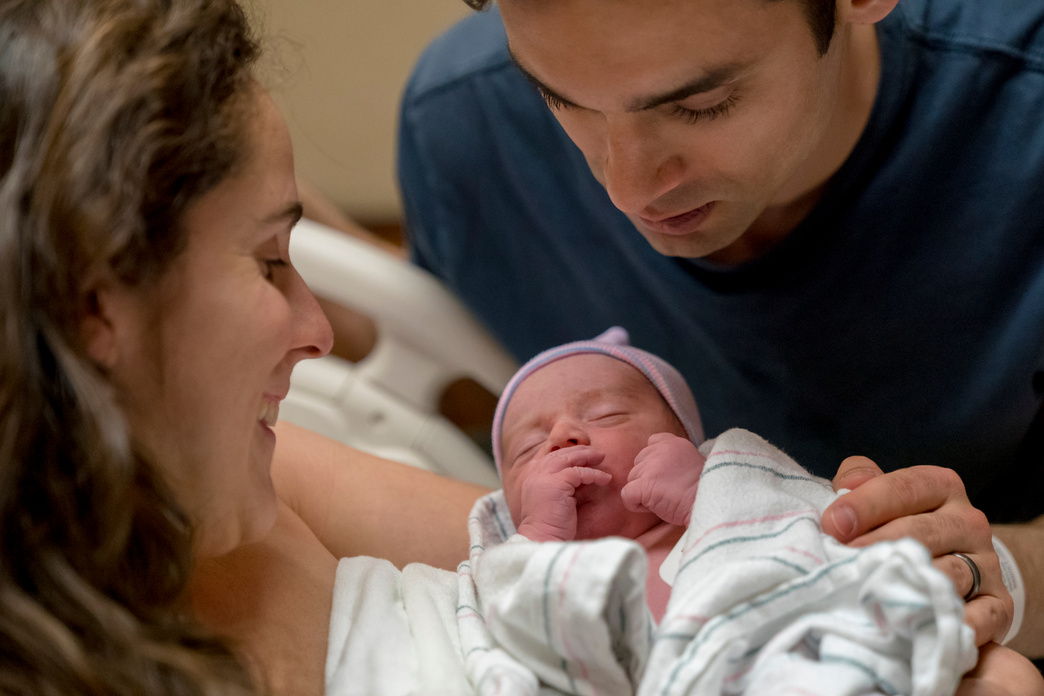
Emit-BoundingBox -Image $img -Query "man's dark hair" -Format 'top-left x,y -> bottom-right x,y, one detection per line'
463,0 -> 838,55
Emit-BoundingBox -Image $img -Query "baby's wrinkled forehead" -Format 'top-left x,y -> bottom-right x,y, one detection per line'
501,354 -> 671,430
509,353 -> 652,403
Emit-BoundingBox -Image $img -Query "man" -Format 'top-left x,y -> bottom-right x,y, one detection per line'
398,0 -> 1044,658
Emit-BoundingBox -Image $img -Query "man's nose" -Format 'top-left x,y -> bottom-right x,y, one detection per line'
601,115 -> 685,215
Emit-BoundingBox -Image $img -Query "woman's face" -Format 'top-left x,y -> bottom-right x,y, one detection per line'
101,90 -> 333,557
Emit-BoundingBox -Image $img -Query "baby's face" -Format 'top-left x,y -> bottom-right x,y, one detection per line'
500,354 -> 686,540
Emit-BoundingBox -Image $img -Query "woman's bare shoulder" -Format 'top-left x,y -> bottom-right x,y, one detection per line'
191,501 -> 338,695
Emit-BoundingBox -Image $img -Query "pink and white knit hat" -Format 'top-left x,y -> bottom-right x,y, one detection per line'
492,326 -> 704,474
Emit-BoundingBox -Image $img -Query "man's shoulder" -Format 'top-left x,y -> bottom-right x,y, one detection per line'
896,0 -> 1044,68
404,7 -> 513,104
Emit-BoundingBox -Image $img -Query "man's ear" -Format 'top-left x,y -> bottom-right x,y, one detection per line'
842,0 -> 900,26
81,281 -> 121,370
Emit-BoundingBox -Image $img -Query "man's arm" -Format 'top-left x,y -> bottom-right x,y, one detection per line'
992,518 -> 1044,657
271,421 -> 491,570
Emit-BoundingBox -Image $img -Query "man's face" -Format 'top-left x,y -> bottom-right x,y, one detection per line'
500,0 -> 856,262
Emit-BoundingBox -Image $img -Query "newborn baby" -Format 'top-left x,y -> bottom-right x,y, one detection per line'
492,326 -> 706,620
463,328 -> 976,694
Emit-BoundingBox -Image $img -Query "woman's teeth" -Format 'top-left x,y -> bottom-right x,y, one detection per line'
259,400 -> 280,427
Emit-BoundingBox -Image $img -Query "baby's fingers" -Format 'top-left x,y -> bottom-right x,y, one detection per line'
646,432 -> 679,445
537,446 -> 606,474
620,479 -> 649,513
559,466 -> 612,489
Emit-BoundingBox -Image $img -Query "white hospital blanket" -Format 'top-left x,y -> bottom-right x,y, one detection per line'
459,428 -> 978,696
325,557 -> 470,695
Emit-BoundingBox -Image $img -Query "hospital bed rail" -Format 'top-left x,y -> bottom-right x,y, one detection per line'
282,217 -> 515,489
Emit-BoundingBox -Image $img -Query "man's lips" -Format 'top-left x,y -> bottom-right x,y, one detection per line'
637,201 -> 715,236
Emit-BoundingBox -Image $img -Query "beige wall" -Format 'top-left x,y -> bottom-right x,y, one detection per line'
255,0 -> 472,223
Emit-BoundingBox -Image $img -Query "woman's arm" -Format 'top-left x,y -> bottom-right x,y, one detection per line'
272,421 -> 491,570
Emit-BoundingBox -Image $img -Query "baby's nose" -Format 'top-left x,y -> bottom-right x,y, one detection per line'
550,437 -> 580,451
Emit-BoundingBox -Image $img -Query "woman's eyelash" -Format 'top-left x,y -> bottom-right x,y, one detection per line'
670,93 -> 740,125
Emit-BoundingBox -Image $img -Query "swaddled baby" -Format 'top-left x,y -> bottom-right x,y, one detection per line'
492,326 -> 705,620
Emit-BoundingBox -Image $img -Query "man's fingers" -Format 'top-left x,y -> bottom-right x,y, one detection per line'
822,465 -> 964,542
964,595 -> 1015,646
934,552 -> 982,599
843,506 -> 990,554
831,455 -> 883,493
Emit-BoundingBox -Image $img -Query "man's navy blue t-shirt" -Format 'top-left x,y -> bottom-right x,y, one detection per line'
398,0 -> 1044,522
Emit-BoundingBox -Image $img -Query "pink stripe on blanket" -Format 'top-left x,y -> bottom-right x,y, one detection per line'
557,546 -> 597,694
683,508 -> 818,554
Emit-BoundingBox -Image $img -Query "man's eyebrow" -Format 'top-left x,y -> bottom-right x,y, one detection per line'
508,49 -> 581,109
265,201 -> 304,226
508,46 -> 750,113
627,62 -> 751,112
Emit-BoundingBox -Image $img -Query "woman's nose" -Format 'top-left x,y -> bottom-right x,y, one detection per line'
289,268 -> 334,360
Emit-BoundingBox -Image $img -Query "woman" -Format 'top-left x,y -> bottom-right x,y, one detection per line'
0,0 -> 1039,694
0,0 -> 335,690
0,0 -> 326,690
0,0 -> 484,691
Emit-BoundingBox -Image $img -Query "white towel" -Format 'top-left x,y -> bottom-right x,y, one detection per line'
460,428 -> 977,696
325,557 -> 471,695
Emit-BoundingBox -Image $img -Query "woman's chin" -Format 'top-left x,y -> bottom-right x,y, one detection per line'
194,483 -> 279,558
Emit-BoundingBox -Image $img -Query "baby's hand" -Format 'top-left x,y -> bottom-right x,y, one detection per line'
621,433 -> 705,527
516,446 -> 612,542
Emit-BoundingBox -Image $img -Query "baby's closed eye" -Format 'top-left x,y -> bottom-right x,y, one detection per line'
510,437 -> 545,465
588,410 -> 629,424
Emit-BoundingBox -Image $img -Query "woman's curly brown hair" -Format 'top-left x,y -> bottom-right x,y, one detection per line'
0,0 -> 263,693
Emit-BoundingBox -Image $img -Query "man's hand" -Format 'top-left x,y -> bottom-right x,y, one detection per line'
621,433 -> 705,527
515,446 -> 612,542
822,456 -> 1012,645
